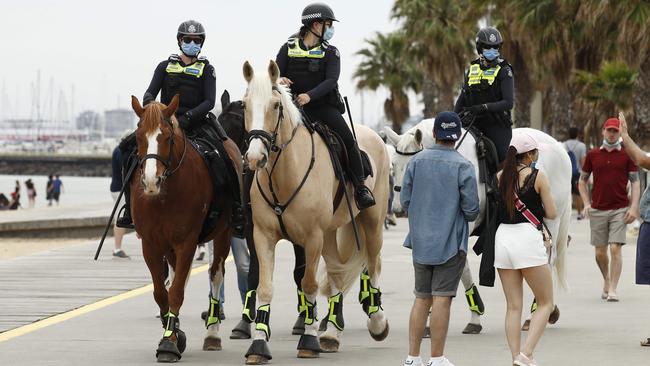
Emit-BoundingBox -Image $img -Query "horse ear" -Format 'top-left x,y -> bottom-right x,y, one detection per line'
268,60 -> 280,84
243,61 -> 254,83
163,94 -> 180,118
384,126 -> 401,147
414,129 -> 423,145
221,90 -> 231,110
131,95 -> 145,118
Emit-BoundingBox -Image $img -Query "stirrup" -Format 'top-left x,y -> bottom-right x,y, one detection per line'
115,205 -> 135,229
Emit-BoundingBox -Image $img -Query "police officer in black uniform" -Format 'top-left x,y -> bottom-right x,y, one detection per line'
275,2 -> 375,210
117,20 -> 245,237
454,26 -> 514,163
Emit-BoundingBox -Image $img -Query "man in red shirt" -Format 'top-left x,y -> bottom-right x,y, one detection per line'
579,117 -> 640,302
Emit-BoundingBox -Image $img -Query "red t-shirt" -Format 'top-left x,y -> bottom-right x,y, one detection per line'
582,147 -> 637,210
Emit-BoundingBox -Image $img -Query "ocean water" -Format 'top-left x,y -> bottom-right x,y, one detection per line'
0,174 -> 112,208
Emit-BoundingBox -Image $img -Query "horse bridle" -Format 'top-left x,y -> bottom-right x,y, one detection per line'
139,116 -> 188,179
246,86 -> 315,242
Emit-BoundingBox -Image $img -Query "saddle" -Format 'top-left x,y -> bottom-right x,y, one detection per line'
306,117 -> 373,213
189,116 -> 239,243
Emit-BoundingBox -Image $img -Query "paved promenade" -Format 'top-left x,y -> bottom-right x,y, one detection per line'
0,216 -> 648,365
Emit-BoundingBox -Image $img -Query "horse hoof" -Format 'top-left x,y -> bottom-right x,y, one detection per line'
202,337 -> 222,351
230,319 -> 252,339
156,352 -> 180,363
176,330 -> 187,353
521,319 -> 531,331
461,323 -> 482,334
292,315 -> 305,335
548,305 -> 560,324
245,355 -> 270,365
297,349 -> 320,358
156,338 -> 181,363
319,337 -> 340,353
369,321 -> 389,341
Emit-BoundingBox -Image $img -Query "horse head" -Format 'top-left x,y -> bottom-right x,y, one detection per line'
241,60 -> 302,170
384,125 -> 424,216
218,90 -> 247,152
131,94 -> 181,196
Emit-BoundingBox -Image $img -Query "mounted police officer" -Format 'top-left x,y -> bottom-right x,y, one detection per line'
454,26 -> 514,163
117,20 -> 245,237
274,2 -> 375,210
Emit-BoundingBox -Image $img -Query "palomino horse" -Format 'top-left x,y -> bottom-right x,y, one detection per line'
385,121 -> 571,329
130,95 -> 242,362
241,60 -> 390,363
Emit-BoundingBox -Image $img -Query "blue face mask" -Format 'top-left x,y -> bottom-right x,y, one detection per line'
323,26 -> 335,41
482,48 -> 500,61
181,41 -> 202,57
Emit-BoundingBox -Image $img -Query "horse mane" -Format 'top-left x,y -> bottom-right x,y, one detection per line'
140,102 -> 179,134
248,70 -> 303,128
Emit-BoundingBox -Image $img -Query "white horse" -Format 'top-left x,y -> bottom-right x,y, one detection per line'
385,120 -> 571,331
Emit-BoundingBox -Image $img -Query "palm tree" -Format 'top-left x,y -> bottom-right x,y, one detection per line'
353,31 -> 422,131
575,61 -> 638,146
392,0 -> 480,117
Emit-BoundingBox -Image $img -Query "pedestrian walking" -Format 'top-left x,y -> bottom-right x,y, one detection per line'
564,127 -> 587,219
25,179 -> 36,208
110,145 -> 129,259
618,112 -> 650,347
52,175 -> 64,205
46,174 -> 54,206
578,117 -> 640,302
495,132 -> 557,365
400,111 -> 480,366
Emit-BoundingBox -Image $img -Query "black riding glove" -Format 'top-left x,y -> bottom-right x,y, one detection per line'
466,104 -> 488,115
177,113 -> 192,130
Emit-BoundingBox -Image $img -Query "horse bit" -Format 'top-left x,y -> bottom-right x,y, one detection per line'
139,116 -> 188,179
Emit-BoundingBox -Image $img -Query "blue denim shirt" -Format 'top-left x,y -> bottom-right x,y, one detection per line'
401,144 -> 480,265
641,185 -> 650,222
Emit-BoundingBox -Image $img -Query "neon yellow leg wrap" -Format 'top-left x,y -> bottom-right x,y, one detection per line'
298,291 -> 316,326
205,296 -> 221,328
254,304 -> 271,340
162,310 -> 178,338
327,292 -> 344,330
464,284 -> 485,315
359,271 -> 382,317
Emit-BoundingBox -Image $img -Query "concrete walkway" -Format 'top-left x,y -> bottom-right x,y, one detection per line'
0,216 -> 648,365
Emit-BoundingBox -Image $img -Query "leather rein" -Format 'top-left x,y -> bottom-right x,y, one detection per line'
247,86 -> 315,242
139,116 -> 188,179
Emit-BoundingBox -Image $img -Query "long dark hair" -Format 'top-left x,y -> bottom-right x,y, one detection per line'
499,146 -> 535,219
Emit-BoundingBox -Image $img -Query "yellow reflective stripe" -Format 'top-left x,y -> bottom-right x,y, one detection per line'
165,61 -> 205,78
287,38 -> 325,59
465,287 -> 479,312
467,64 -> 501,86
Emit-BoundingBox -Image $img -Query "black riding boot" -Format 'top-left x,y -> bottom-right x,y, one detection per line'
116,184 -> 134,229
116,136 -> 137,229
349,147 -> 375,210
354,182 -> 376,210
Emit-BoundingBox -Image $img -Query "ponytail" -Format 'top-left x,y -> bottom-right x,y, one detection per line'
498,146 -> 519,220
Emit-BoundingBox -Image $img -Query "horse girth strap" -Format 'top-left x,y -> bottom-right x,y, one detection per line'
255,127 -> 316,243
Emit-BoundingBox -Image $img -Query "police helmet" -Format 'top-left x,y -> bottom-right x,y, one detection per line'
177,20 -> 206,42
301,3 -> 338,25
475,27 -> 502,53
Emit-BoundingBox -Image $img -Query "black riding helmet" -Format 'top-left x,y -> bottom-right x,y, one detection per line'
301,2 -> 338,25
177,20 -> 206,43
475,27 -> 502,53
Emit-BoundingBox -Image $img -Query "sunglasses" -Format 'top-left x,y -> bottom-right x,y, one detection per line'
182,36 -> 203,44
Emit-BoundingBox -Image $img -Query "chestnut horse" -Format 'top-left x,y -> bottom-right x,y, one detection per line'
130,95 -> 242,362
241,61 -> 390,363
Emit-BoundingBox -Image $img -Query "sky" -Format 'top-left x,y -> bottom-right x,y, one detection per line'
0,0 -> 412,128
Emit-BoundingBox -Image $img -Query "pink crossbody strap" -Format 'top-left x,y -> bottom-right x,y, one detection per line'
513,192 -> 542,230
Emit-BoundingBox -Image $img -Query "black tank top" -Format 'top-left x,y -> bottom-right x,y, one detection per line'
500,168 -> 545,225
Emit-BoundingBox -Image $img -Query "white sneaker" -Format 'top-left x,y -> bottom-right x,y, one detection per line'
404,358 -> 424,366
427,357 -> 455,366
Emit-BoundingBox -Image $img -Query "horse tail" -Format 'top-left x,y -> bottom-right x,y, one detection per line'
318,221 -> 370,296
554,195 -> 572,291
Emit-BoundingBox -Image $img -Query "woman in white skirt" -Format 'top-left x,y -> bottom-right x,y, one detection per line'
495,133 -> 557,366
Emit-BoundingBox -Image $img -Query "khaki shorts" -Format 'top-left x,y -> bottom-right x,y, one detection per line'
588,207 -> 628,246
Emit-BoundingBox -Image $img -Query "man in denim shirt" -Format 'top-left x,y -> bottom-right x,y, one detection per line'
400,111 -> 480,366
619,112 -> 650,346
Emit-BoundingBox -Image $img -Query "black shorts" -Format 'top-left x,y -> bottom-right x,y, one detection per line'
571,175 -> 580,195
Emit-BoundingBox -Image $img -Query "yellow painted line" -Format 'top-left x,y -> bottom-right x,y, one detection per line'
0,257 -> 231,343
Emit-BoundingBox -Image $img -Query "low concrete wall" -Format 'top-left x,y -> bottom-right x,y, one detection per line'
0,216 -> 113,238
0,154 -> 111,177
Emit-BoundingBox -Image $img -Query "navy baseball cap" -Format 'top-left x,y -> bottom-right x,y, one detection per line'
434,111 -> 462,141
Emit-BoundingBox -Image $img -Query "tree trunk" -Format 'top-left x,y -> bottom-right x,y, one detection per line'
421,77 -> 437,118
633,62 -> 650,149
543,87 -> 573,140
510,47 -> 531,127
